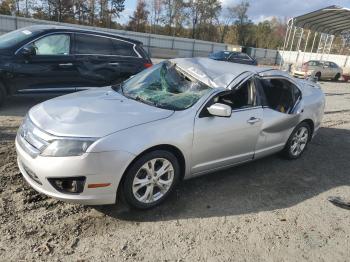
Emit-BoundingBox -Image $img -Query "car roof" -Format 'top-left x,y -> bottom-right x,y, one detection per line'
170,57 -> 277,88
22,25 -> 142,45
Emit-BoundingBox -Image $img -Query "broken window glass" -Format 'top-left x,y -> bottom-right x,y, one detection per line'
119,62 -> 212,110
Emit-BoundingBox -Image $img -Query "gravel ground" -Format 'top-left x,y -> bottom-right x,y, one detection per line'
0,81 -> 349,261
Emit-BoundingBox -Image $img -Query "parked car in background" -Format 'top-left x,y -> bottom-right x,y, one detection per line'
0,25 -> 152,107
292,60 -> 342,81
16,58 -> 325,209
209,51 -> 258,65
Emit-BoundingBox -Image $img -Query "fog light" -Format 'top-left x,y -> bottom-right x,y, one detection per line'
48,177 -> 86,194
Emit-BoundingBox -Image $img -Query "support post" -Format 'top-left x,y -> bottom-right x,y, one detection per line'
287,26 -> 297,65
279,21 -> 292,68
309,31 -> 317,61
320,34 -> 329,61
147,34 -> 151,55
326,35 -> 334,60
301,30 -> 310,65
295,28 -> 304,64
192,40 -> 196,57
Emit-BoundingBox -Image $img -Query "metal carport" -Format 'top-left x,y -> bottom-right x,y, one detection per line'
279,5 -> 350,69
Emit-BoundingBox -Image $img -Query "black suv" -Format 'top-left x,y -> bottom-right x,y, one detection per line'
0,25 -> 152,106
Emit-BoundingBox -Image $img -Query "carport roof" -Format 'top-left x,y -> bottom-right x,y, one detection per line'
292,5 -> 350,35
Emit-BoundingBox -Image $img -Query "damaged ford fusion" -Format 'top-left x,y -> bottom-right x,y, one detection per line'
16,57 -> 325,209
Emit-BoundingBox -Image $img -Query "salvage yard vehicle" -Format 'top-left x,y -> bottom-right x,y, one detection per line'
16,58 -> 325,209
0,25 -> 152,107
209,50 -> 258,65
292,60 -> 343,81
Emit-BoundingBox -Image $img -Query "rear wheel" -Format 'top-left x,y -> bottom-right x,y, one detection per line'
122,150 -> 180,209
333,73 -> 341,81
283,122 -> 310,159
315,72 -> 321,81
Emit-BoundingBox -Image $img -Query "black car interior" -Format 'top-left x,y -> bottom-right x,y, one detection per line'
202,77 -> 302,117
259,78 -> 301,114
215,79 -> 257,110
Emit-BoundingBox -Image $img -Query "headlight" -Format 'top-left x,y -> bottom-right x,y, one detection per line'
41,139 -> 96,157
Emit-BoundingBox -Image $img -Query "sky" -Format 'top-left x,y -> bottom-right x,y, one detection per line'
118,0 -> 350,24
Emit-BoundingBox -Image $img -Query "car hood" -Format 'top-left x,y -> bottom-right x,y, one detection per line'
29,87 -> 174,137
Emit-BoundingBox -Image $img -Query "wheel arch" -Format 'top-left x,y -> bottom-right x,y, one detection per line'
117,144 -> 186,196
300,118 -> 314,140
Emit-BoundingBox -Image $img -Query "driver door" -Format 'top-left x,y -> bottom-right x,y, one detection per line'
191,78 -> 263,174
12,33 -> 83,93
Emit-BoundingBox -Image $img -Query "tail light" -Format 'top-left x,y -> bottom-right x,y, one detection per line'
144,63 -> 153,68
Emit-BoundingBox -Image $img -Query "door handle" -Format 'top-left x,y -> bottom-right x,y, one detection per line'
109,62 -> 119,66
247,117 -> 261,124
58,63 -> 73,67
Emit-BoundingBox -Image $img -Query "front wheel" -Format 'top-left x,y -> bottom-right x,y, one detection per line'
122,150 -> 180,209
282,122 -> 310,159
315,72 -> 321,81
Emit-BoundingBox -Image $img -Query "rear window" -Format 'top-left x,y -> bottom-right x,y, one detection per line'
307,61 -> 319,66
75,34 -> 114,55
75,33 -> 138,57
111,39 -> 137,57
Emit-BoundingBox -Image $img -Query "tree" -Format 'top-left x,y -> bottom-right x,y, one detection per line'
149,0 -> 162,34
127,0 -> 149,33
233,0 -> 251,45
108,0 -> 125,28
161,0 -> 186,36
217,5 -> 236,43
0,0 -> 13,15
188,0 -> 221,41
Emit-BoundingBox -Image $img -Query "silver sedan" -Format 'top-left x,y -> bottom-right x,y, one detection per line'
16,58 -> 325,209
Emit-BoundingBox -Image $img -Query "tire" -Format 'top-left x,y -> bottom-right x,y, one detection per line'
333,73 -> 341,81
122,150 -> 180,209
282,122 -> 311,159
315,72 -> 321,81
0,83 -> 5,108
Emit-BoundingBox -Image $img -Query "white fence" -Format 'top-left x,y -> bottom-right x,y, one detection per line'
0,15 -> 230,58
249,47 -> 350,69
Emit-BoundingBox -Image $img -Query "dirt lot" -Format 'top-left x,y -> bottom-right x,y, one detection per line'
0,82 -> 349,261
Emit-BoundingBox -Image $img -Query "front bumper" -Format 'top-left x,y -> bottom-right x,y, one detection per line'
16,136 -> 135,205
292,70 -> 311,78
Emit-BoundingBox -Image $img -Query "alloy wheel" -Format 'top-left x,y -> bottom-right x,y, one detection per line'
132,158 -> 174,204
290,126 -> 309,157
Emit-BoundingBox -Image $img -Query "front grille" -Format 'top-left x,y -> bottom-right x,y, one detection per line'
17,117 -> 51,158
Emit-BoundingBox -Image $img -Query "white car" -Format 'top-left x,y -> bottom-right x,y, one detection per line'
292,60 -> 343,81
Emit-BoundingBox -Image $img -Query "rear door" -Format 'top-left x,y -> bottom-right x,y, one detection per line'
322,61 -> 333,78
73,33 -> 145,88
254,77 -> 302,158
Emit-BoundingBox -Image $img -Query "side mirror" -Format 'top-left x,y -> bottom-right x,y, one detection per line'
19,45 -> 36,57
207,103 -> 231,117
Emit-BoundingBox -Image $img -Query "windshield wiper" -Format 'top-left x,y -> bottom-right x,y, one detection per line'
134,96 -> 157,107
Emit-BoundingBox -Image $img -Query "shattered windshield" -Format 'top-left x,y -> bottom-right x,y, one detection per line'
118,62 -> 212,110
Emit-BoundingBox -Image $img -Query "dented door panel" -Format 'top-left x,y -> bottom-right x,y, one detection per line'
254,108 -> 301,159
